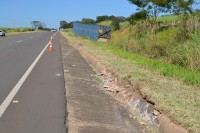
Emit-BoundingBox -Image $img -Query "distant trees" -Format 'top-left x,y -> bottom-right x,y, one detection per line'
81,18 -> 95,24
128,0 -> 195,24
96,15 -> 125,31
38,27 -> 51,31
31,21 -> 46,30
96,15 -> 125,23
60,21 -> 68,29
127,10 -> 147,25
59,20 -> 73,29
60,15 -> 126,32
96,16 -> 109,23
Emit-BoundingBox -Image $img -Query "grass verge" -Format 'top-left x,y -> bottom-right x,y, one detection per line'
6,31 -> 41,36
61,31 -> 200,133
0,27 -> 34,33
0,27 -> 40,37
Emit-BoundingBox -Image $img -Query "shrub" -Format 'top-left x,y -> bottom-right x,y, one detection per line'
127,10 -> 147,25
82,18 -> 95,24
96,16 -> 109,23
171,30 -> 200,70
111,19 -> 120,31
109,15 -> 200,71
145,27 -> 184,57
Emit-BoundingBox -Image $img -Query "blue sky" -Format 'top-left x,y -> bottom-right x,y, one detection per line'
0,0 -> 136,28
1,0 -> 199,29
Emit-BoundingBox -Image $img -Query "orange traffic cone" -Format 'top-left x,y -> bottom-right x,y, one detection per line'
50,36 -> 53,41
49,42 -> 53,52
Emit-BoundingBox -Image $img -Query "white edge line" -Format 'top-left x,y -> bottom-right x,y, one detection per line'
0,41 -> 50,118
17,40 -> 23,43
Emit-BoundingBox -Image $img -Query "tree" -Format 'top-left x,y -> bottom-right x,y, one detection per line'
81,18 -> 95,24
117,16 -> 126,22
96,16 -> 109,23
68,22 -> 73,28
59,21 -> 73,29
31,21 -> 46,30
96,15 -> 126,23
128,0 -> 194,24
108,15 -> 117,21
170,0 -> 194,14
111,19 -> 120,31
127,10 -> 147,25
60,20 -> 68,29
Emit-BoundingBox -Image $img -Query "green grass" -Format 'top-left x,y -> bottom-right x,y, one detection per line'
98,20 -> 130,28
62,28 -> 72,33
109,25 -> 200,70
0,27 -> 34,33
120,21 -> 130,28
107,46 -> 200,85
98,20 -> 112,26
91,44 -> 200,133
61,31 -> 200,132
157,15 -> 180,23
63,27 -> 200,86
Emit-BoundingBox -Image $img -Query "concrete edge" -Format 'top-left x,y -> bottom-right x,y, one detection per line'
68,43 -> 189,133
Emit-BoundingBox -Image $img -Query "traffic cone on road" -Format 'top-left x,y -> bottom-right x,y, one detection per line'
49,35 -> 54,52
49,42 -> 53,52
50,36 -> 53,41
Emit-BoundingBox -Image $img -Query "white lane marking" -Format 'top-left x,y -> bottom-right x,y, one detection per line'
0,41 -> 50,118
55,73 -> 62,77
30,37 -> 34,39
17,40 -> 23,43
13,100 -> 19,103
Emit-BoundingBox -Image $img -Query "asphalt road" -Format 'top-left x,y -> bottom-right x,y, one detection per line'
0,32 -> 66,133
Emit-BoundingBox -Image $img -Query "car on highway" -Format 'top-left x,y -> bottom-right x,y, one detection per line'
0,30 -> 6,37
51,29 -> 56,32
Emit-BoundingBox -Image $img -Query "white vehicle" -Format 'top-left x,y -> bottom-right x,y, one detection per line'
51,29 -> 56,32
0,30 -> 6,37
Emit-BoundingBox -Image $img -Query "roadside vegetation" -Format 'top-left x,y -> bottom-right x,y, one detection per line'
61,1 -> 200,132
0,27 -> 34,33
0,21 -> 51,34
62,27 -> 200,132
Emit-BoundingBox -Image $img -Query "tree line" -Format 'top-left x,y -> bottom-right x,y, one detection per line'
59,15 -> 125,29
60,0 -> 198,30
127,0 -> 196,25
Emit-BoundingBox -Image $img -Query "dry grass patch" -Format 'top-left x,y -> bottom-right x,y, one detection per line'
61,31 -> 200,133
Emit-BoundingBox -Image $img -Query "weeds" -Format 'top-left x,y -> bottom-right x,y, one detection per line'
61,30 -> 200,133
108,19 -> 200,71
157,15 -> 180,23
62,14 -> 200,131
0,27 -> 34,33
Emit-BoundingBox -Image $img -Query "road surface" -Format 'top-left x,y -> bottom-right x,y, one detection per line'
0,32 -> 66,133
0,32 -> 149,133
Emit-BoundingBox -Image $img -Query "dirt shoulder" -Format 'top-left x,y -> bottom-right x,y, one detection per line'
61,31 -> 199,133
60,33 -> 150,133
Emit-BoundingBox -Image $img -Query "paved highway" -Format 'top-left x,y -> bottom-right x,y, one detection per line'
0,32 -> 66,133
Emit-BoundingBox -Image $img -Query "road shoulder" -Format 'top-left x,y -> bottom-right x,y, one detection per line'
60,35 -> 148,133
